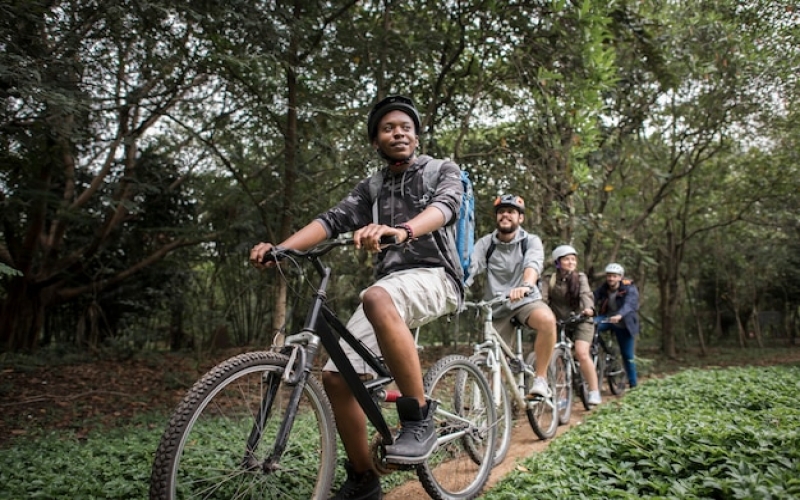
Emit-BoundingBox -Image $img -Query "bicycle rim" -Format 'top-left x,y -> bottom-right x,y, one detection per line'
465,354 -> 511,466
524,352 -> 558,440
594,351 -> 606,395
552,347 -> 573,425
149,351 -> 337,500
606,343 -> 627,396
418,355 -> 496,500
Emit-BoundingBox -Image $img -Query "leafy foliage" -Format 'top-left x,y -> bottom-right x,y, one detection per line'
3,363 -> 799,498
485,365 -> 800,499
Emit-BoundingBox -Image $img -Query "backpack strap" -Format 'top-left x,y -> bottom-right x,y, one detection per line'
485,235 -> 529,263
422,159 -> 445,204
485,241 -> 496,263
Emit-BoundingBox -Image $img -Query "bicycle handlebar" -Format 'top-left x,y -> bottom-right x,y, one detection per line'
462,290 -> 535,312
261,235 -> 399,263
557,313 -> 592,327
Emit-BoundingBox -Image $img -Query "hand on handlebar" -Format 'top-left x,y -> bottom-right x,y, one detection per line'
508,286 -> 532,302
353,224 -> 405,253
250,242 -> 278,269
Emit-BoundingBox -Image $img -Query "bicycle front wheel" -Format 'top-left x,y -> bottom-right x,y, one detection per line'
468,354 -> 512,465
575,364 -> 591,411
418,355 -> 497,500
552,347 -> 573,424
523,352 -> 558,440
604,339 -> 627,396
594,348 -> 606,394
149,351 -> 337,500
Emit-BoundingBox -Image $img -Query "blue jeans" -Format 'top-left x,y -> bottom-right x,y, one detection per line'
595,318 -> 638,388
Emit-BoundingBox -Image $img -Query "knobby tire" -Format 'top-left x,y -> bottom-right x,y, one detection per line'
149,351 -> 337,500
468,354 -> 512,465
552,346 -> 573,425
523,352 -> 558,440
418,355 -> 497,500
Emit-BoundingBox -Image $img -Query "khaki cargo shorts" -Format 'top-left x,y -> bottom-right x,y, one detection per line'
322,267 -> 459,377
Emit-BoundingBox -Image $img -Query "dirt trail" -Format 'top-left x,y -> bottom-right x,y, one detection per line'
385,400 -> 597,499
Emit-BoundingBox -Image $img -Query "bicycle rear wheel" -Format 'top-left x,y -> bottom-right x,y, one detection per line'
468,354 -> 512,465
149,351 -> 337,500
523,352 -> 558,440
552,347 -> 573,425
418,355 -> 496,500
604,338 -> 627,395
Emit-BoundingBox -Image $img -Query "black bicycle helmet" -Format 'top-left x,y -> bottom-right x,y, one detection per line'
493,194 -> 526,213
366,95 -> 422,140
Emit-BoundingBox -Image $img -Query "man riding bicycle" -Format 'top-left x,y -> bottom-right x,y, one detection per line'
594,263 -> 640,390
464,194 -> 556,400
250,95 -> 463,500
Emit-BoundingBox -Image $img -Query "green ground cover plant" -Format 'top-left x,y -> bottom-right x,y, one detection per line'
1,356 -> 798,499
484,364 -> 800,499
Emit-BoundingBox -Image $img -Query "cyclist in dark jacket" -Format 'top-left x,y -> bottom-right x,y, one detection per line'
593,263 -> 640,389
251,96 -> 463,500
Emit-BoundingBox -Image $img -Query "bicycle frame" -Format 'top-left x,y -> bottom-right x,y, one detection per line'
151,238 -> 499,500
467,298 -> 536,410
262,240 -> 398,461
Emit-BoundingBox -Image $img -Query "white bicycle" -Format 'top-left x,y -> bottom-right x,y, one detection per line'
461,295 -> 559,465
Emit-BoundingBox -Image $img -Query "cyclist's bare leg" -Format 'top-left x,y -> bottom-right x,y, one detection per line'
322,371 -> 373,472
362,286 -> 425,406
525,307 -> 557,379
574,339 -> 599,392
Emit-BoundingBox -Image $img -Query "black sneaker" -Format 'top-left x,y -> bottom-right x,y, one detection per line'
383,397 -> 437,465
329,461 -> 382,500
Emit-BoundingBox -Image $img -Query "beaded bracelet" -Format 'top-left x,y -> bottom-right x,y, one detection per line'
395,223 -> 414,242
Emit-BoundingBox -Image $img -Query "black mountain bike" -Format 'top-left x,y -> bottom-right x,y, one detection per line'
592,320 -> 627,396
149,238 -> 497,500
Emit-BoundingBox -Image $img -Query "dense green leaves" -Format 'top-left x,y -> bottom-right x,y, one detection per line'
485,365 -> 800,499
1,0 -> 798,353
1,364 -> 797,498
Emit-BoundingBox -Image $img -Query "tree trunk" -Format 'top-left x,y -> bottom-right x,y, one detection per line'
657,262 -> 677,359
728,286 -> 746,348
751,303 -> 764,348
683,274 -> 707,356
270,2 -> 301,344
0,277 -> 45,352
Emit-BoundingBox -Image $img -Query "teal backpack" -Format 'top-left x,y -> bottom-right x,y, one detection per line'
369,159 -> 475,282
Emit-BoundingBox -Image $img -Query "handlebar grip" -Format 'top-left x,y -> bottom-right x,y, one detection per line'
259,246 -> 286,264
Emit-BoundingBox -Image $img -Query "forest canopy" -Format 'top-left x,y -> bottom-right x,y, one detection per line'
1,0 -> 798,356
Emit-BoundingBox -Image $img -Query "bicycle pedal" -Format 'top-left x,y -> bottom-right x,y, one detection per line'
379,460 -> 416,472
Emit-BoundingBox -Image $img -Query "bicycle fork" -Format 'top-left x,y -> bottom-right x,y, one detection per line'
242,341 -> 314,473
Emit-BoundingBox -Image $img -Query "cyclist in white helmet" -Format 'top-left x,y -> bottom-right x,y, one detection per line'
594,263 -> 640,389
541,245 -> 602,406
